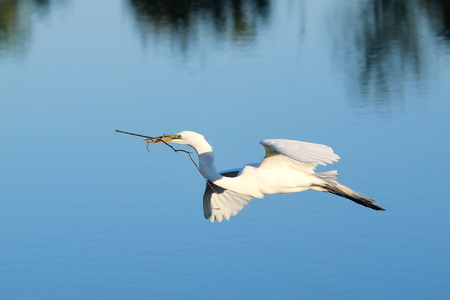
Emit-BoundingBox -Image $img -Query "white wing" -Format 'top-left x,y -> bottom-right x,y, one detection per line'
203,170 -> 253,223
203,139 -> 339,222
259,139 -> 340,172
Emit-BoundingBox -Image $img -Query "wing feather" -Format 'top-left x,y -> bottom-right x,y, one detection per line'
259,139 -> 340,171
203,171 -> 253,223
203,139 -> 339,222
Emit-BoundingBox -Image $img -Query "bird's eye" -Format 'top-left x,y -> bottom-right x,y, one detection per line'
171,134 -> 182,139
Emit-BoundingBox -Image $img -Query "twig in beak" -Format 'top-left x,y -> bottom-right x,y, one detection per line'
115,130 -> 153,139
116,130 -> 215,192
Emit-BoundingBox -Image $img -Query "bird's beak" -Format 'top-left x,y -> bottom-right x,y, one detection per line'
145,135 -> 175,144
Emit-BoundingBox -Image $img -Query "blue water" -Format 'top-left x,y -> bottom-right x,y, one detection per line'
1,0 -> 449,299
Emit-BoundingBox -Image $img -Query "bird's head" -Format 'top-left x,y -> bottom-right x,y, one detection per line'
146,131 -> 212,154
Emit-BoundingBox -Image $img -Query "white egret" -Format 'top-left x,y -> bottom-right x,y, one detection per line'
145,131 -> 385,222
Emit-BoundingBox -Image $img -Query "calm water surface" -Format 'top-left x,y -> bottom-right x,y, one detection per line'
1,0 -> 449,299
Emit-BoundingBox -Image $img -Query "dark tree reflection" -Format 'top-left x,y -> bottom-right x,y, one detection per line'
420,0 -> 450,41
337,0 -> 450,105
358,0 -> 423,97
127,0 -> 270,52
0,0 -> 65,59
0,0 -> 31,57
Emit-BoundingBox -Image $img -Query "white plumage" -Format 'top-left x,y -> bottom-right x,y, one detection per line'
147,131 -> 385,222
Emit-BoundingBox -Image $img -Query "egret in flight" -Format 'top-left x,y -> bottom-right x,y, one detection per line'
145,131 -> 385,222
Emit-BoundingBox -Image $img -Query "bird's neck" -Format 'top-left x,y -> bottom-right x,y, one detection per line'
195,139 -> 250,195
190,136 -> 213,155
190,135 -> 221,181
198,151 -> 256,197
198,151 -> 223,182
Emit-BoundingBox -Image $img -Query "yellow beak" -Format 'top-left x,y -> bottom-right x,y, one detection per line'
145,135 -> 174,144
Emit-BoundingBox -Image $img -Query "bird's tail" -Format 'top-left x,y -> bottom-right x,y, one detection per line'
322,183 -> 385,211
316,170 -> 339,185
313,171 -> 384,210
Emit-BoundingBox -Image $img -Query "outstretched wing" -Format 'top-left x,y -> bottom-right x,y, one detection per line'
259,139 -> 340,172
203,170 -> 253,223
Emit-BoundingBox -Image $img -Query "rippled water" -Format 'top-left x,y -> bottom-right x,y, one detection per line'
1,0 -> 449,299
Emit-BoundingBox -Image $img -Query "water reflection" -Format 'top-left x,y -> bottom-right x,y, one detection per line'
2,0 -> 450,109
126,0 -> 271,52
0,0 -> 32,58
421,0 -> 450,41
0,0 -> 63,59
337,0 -> 450,102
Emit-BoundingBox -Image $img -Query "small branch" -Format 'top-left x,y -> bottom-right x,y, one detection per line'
116,129 -> 215,192
159,138 -> 215,192
115,130 -> 153,139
